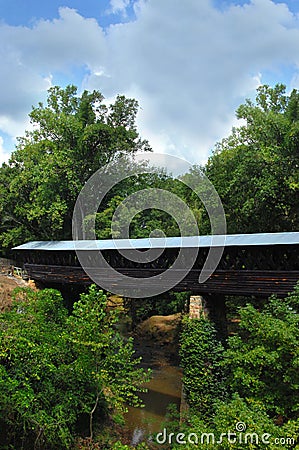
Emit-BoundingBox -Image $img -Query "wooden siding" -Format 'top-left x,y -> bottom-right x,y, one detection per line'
24,264 -> 299,297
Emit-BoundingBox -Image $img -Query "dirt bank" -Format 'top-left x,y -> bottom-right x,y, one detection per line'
132,313 -> 182,368
0,274 -> 35,311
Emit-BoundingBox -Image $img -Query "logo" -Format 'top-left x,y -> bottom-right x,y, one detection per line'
72,153 -> 226,297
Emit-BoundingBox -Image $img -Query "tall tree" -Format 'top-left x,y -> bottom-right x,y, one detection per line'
0,85 -> 151,251
204,84 -> 299,233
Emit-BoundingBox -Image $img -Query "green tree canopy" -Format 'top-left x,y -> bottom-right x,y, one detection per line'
223,285 -> 299,421
204,84 -> 299,233
0,85 -> 151,251
0,285 -> 149,449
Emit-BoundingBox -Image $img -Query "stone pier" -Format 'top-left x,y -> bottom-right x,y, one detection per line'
189,295 -> 209,319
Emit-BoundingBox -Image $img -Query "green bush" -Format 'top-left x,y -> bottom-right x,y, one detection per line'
171,395 -> 298,449
179,315 -> 226,419
0,285 -> 150,449
174,285 -> 299,449
224,285 -> 299,420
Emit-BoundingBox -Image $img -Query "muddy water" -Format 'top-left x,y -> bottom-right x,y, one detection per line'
124,342 -> 182,446
115,310 -> 183,446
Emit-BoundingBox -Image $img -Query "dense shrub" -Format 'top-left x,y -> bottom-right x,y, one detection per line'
0,285 -> 149,449
180,315 -> 226,419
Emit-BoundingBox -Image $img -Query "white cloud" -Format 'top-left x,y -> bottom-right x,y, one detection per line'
109,0 -> 131,15
91,0 -> 299,162
0,7 -> 106,150
0,136 -> 10,166
1,1 -> 299,163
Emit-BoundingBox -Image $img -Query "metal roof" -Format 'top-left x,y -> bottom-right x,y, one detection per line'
12,232 -> 299,251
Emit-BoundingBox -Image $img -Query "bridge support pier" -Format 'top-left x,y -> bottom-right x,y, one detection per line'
189,295 -> 209,319
188,294 -> 227,340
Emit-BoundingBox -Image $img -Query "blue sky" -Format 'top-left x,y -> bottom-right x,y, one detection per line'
0,0 -> 135,27
1,0 -> 299,164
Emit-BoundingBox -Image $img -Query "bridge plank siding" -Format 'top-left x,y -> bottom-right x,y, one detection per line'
24,264 -> 299,297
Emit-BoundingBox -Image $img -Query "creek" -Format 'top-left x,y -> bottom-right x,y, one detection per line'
125,365 -> 182,446
123,337 -> 182,446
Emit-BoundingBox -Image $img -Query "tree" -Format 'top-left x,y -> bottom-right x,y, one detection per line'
223,285 -> 299,421
0,286 -> 150,449
204,84 -> 299,233
170,285 -> 299,450
92,173 -> 182,240
169,394 -> 298,450
0,85 -> 151,251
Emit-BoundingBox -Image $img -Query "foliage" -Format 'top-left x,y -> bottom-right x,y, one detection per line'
179,315 -> 226,419
68,286 -> 150,415
223,285 -> 299,421
0,84 -> 205,253
91,172 -> 183,240
168,395 -> 299,449
88,171 -> 204,240
203,84 -> 299,233
0,85 -> 151,251
0,286 -> 150,449
173,285 -> 299,449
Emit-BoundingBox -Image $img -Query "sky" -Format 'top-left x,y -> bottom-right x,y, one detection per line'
1,0 -> 299,166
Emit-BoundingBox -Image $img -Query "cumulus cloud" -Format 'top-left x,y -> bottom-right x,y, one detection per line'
0,136 -> 10,165
85,0 -> 299,161
1,1 -> 299,163
109,0 -> 131,15
0,7 -> 106,152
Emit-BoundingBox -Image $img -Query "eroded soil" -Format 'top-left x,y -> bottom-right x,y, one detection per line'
0,274 -> 35,311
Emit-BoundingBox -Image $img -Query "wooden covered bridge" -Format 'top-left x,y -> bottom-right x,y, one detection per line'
13,231 -> 299,298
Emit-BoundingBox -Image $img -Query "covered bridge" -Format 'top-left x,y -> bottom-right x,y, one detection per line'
13,231 -> 299,298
